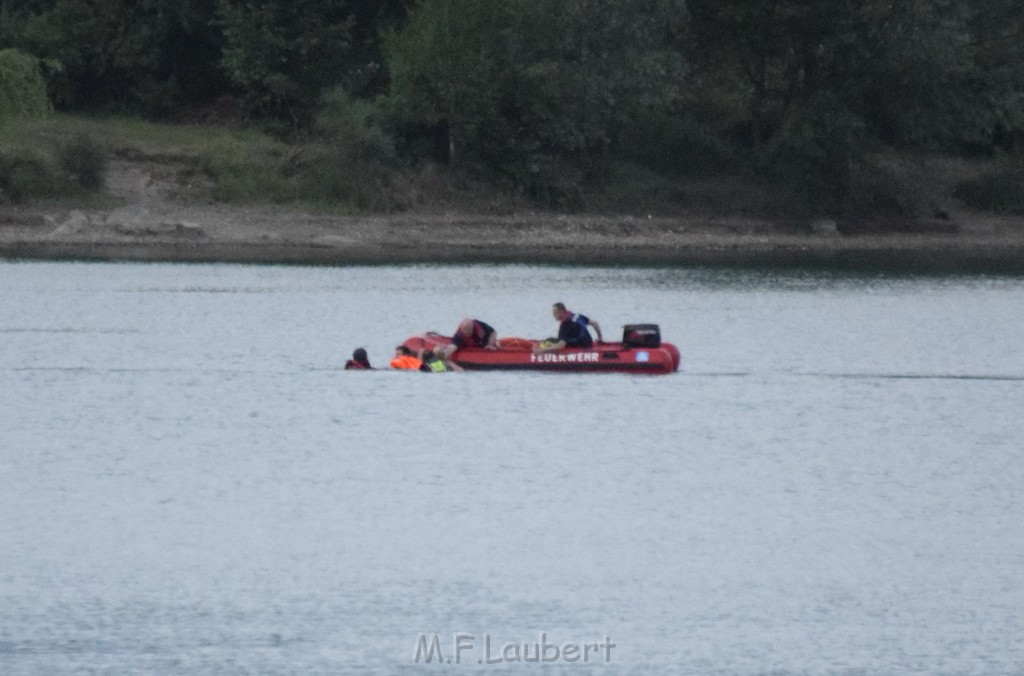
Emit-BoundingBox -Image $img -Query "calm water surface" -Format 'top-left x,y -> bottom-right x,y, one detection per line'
1,261 -> 1023,673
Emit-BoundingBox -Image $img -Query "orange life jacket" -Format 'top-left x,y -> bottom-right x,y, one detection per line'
390,355 -> 423,370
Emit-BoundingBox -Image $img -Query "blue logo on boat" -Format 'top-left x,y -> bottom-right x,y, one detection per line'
635,351 -> 650,362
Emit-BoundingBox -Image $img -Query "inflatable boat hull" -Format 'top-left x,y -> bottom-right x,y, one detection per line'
402,333 -> 680,374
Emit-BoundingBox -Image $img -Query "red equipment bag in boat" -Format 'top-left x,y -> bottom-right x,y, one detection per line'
622,324 -> 661,348
497,337 -> 534,351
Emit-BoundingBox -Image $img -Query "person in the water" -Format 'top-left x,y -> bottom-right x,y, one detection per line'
344,347 -> 372,369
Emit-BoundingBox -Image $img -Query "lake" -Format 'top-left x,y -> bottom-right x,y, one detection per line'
2,261 -> 1023,673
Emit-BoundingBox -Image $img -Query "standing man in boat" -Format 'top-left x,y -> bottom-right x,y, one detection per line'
534,302 -> 603,353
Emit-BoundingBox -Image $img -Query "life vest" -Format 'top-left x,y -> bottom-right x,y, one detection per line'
344,359 -> 370,370
560,314 -> 593,348
566,311 -> 589,329
426,359 -> 448,372
390,355 -> 423,370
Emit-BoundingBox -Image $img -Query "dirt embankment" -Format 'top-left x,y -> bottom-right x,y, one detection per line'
2,156 -> 1024,271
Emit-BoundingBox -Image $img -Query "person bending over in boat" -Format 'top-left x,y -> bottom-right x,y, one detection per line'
344,347 -> 372,370
450,318 -> 498,351
390,345 -> 423,370
534,302 -> 603,353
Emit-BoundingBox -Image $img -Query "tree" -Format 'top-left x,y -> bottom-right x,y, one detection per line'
0,48 -> 51,122
218,0 -> 355,126
0,48 -> 52,203
343,0 -> 413,97
385,0 -> 684,179
0,1 -> 51,47
685,0 -> 993,150
850,0 -> 975,146
384,0 -> 510,164
150,0 -> 229,108
961,0 -> 1024,150
2,0 -> 228,114
16,0 -> 164,110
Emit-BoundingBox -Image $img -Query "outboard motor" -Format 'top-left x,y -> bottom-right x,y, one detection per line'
622,324 -> 661,348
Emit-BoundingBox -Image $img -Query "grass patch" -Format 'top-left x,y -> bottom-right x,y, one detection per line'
4,113 -> 1023,217
1,114 -> 400,210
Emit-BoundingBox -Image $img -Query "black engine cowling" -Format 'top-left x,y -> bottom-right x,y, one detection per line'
622,324 -> 661,348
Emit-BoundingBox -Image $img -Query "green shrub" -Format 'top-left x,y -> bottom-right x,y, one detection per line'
59,134 -> 107,191
954,163 -> 1024,213
619,111 -> 737,176
201,152 -> 289,202
0,49 -> 52,122
304,88 -> 399,209
300,146 -> 395,210
0,152 -> 53,202
586,161 -> 685,213
763,94 -> 865,216
196,133 -> 290,202
192,90 -> 402,209
840,155 -> 936,218
518,156 -> 585,210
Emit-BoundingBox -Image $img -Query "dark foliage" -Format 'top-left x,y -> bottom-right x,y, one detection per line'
59,133 -> 106,191
1,0 -> 1023,213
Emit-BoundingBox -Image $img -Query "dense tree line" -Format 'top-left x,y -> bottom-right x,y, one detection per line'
2,0 -> 1023,212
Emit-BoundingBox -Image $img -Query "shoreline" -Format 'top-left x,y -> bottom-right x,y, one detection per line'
3,206 -> 1024,272
4,155 -> 1023,273
4,235 -> 1024,273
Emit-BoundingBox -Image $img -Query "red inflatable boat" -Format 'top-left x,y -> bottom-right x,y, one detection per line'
402,324 -> 681,374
